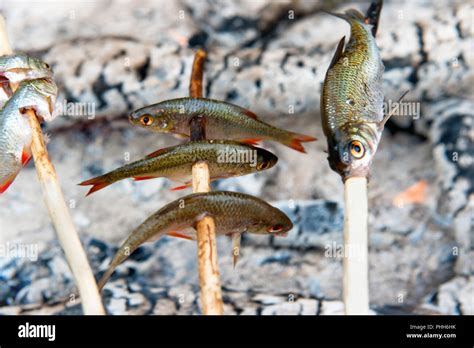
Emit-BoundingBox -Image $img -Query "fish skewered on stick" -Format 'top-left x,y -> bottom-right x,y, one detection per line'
320,1 -> 385,315
0,78 -> 57,193
0,53 -> 53,105
321,8 -> 385,180
79,140 -> 278,195
98,191 -> 293,290
130,97 -> 316,153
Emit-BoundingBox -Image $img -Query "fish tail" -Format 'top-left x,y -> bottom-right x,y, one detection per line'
97,245 -> 131,292
98,222 -> 168,290
78,175 -> 113,196
365,0 -> 383,37
283,132 -> 317,153
327,9 -> 366,24
97,266 -> 114,292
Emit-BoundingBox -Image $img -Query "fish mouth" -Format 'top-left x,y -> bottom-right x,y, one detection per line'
328,148 -> 373,181
341,166 -> 371,182
129,111 -> 139,123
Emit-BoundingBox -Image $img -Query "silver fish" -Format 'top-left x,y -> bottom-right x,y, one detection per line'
0,78 -> 58,193
0,54 -> 53,107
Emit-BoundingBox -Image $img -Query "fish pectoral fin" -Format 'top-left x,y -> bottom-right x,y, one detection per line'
328,36 -> 346,70
166,230 -> 195,241
21,147 -> 32,166
0,172 -> 19,194
170,182 -> 192,191
172,133 -> 189,140
378,90 -> 410,129
133,176 -> 158,181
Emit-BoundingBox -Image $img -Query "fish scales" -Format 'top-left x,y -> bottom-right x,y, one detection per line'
98,191 -> 293,290
0,78 -> 57,193
79,140 -> 277,195
321,9 -> 385,180
130,97 -> 316,153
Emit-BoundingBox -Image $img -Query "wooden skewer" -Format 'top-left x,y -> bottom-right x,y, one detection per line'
0,15 -> 105,315
343,176 -> 369,314
189,49 -> 224,315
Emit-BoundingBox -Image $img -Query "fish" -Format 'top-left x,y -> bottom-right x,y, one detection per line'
79,140 -> 278,195
97,191 -> 293,290
0,54 -> 53,106
320,7 -> 386,181
0,78 -> 58,193
129,97 -> 316,153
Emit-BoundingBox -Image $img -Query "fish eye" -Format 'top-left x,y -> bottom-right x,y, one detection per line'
267,224 -> 283,233
257,161 -> 269,171
140,114 -> 153,126
349,140 -> 365,159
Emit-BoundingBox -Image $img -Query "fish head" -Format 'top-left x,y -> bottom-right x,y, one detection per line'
247,208 -> 293,236
26,56 -> 54,79
22,78 -> 58,122
327,122 -> 381,180
129,107 -> 174,132
255,147 -> 278,171
0,54 -> 53,83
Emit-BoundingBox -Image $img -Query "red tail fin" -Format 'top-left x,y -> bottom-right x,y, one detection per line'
285,133 -> 317,153
78,176 -> 111,196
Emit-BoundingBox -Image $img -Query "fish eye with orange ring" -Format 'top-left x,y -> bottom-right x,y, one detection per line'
267,224 -> 283,233
140,114 -> 154,126
257,161 -> 270,171
349,140 -> 365,159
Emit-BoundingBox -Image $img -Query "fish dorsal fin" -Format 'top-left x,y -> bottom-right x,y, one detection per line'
243,109 -> 259,120
145,147 -> 167,158
345,9 -> 366,21
328,36 -> 346,70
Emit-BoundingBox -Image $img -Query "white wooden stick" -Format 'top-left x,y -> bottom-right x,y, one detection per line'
0,15 -> 105,315
343,176 -> 369,315
192,162 -> 224,315
190,49 -> 224,315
